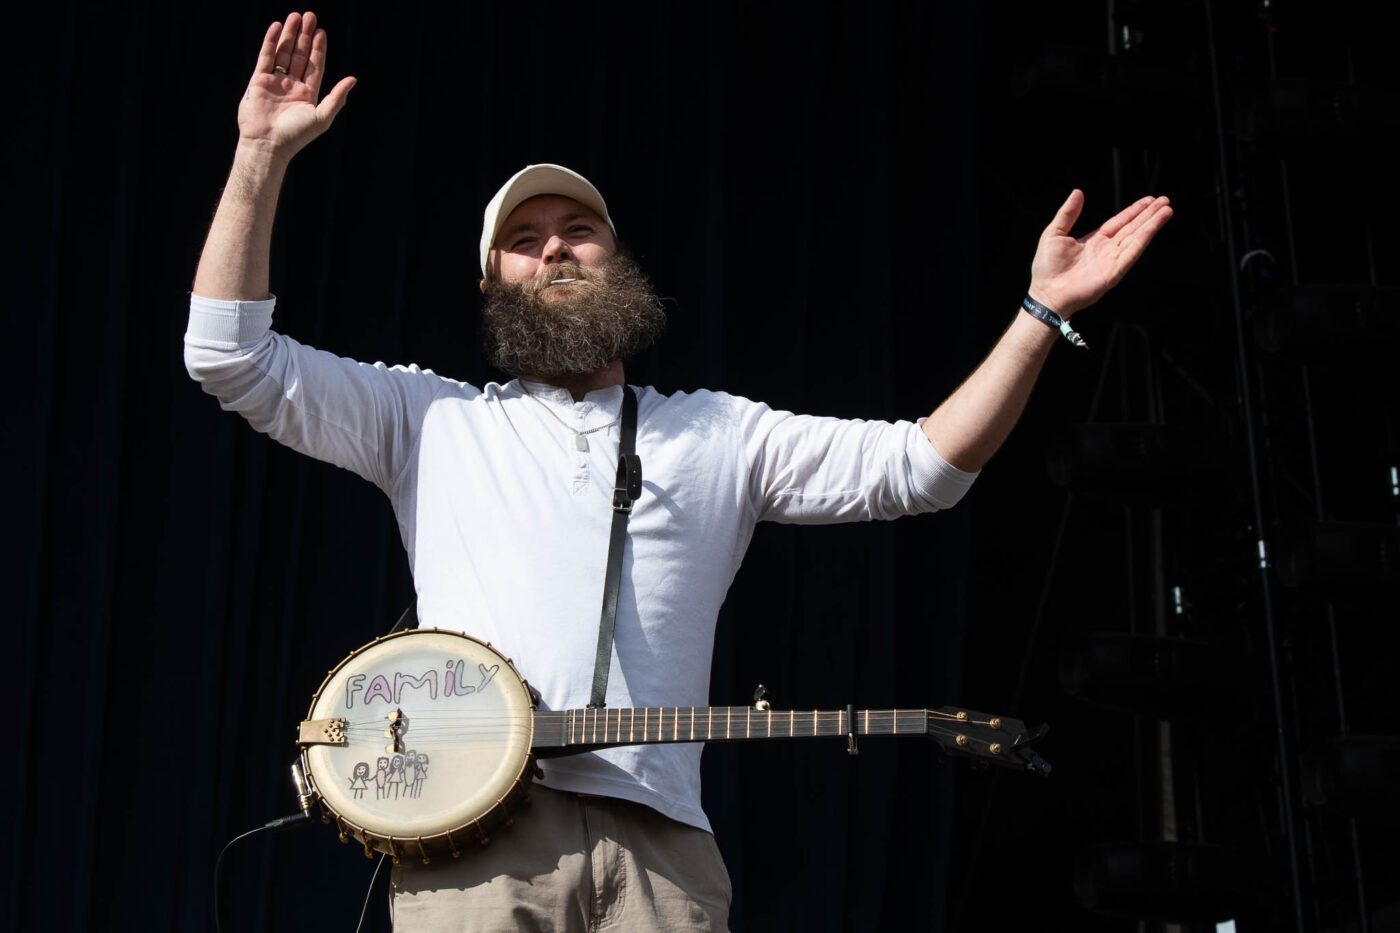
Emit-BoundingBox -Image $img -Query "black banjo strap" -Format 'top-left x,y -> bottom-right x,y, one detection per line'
386,384 -> 642,711
590,384 -> 641,709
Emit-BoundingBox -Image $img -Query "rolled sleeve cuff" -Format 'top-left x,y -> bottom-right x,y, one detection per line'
910,417 -> 979,510
184,292 -> 277,351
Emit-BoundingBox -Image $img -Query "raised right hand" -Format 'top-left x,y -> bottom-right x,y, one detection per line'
237,11 -> 356,160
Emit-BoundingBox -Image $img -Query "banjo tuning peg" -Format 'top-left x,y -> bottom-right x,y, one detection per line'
753,684 -> 771,711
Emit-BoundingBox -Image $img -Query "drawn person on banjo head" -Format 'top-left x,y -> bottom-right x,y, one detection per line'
187,10 -> 1169,929
386,755 -> 404,800
373,756 -> 389,801
348,761 -> 369,800
401,750 -> 419,799
412,752 -> 429,798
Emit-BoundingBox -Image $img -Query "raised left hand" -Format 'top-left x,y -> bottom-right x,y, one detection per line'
1028,190 -> 1173,318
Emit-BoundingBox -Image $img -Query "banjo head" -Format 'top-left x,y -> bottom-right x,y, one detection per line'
301,629 -> 535,859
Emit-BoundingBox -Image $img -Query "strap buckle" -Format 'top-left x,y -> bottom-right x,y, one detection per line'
612,454 -> 643,513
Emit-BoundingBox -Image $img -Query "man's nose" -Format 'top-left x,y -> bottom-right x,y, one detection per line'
541,234 -> 575,266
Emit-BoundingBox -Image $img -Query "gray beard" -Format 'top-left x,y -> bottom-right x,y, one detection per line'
480,253 -> 666,379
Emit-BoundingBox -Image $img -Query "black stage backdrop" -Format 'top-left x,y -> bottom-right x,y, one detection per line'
12,3 -> 983,930
11,2 -> 1398,932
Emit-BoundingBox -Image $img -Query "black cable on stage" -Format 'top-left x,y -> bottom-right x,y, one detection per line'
212,812 -> 313,933
355,855 -> 389,933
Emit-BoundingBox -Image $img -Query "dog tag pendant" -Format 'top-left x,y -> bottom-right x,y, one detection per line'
575,434 -> 589,452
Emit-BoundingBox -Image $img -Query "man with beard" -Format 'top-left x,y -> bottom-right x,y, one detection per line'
186,12 -> 1171,931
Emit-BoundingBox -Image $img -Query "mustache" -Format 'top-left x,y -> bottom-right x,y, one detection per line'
523,261 -> 599,297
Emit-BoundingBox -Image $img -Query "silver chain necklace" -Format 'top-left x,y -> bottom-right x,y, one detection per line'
518,381 -> 621,452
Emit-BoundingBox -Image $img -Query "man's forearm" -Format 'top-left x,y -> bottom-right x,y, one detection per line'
921,308 -> 1059,473
192,140 -> 291,301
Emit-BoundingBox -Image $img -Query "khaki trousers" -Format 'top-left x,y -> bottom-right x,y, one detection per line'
389,786 -> 732,932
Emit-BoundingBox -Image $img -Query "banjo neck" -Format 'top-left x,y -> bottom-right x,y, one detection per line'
532,705 -> 1049,774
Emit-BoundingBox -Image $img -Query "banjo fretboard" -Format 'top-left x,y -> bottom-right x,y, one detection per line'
537,707 -> 962,749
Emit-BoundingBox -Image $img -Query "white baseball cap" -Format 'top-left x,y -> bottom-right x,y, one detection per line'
479,163 -> 617,277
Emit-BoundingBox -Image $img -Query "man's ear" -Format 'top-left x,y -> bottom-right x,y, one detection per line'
481,248 -> 500,292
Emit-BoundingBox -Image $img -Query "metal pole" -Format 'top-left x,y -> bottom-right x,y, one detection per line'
1202,0 -> 1307,928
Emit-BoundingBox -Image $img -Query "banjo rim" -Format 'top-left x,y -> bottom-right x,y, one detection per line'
300,627 -> 539,863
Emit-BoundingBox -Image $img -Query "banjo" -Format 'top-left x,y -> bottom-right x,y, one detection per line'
294,628 -> 1052,865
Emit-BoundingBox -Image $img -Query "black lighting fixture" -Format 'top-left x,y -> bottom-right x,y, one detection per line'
1059,632 -> 1235,720
1250,286 -> 1400,362
1007,42 -> 1204,145
1273,521 -> 1400,593
1301,735 -> 1400,821
1233,79 -> 1396,144
1073,842 -> 1268,924
1045,423 -> 1229,506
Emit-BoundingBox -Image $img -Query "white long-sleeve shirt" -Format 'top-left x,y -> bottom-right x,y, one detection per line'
183,292 -> 978,832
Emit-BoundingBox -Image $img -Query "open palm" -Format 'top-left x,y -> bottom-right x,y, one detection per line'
1029,190 -> 1173,318
237,11 -> 355,158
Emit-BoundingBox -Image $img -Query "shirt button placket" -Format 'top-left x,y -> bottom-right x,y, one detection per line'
572,406 -> 589,494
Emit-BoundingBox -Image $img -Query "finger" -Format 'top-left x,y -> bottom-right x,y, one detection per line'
1115,204 -> 1174,271
290,10 -> 316,84
254,20 -> 282,75
305,27 -> 328,96
1115,196 -> 1171,242
316,75 -> 357,127
1044,189 -> 1084,239
1098,195 -> 1156,239
273,11 -> 302,75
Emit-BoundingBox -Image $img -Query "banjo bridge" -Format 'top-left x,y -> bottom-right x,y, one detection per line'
383,708 -> 409,753
297,717 -> 349,747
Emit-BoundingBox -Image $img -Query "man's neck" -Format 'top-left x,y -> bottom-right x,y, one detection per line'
521,360 -> 625,402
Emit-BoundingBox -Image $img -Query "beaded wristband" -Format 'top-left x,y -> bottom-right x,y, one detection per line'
1021,294 -> 1089,349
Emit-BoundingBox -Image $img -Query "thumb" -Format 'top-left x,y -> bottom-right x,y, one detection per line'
317,76 -> 357,126
1043,188 -> 1083,239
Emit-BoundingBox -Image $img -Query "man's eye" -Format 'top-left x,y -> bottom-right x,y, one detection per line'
567,226 -> 592,236
511,237 -> 537,250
